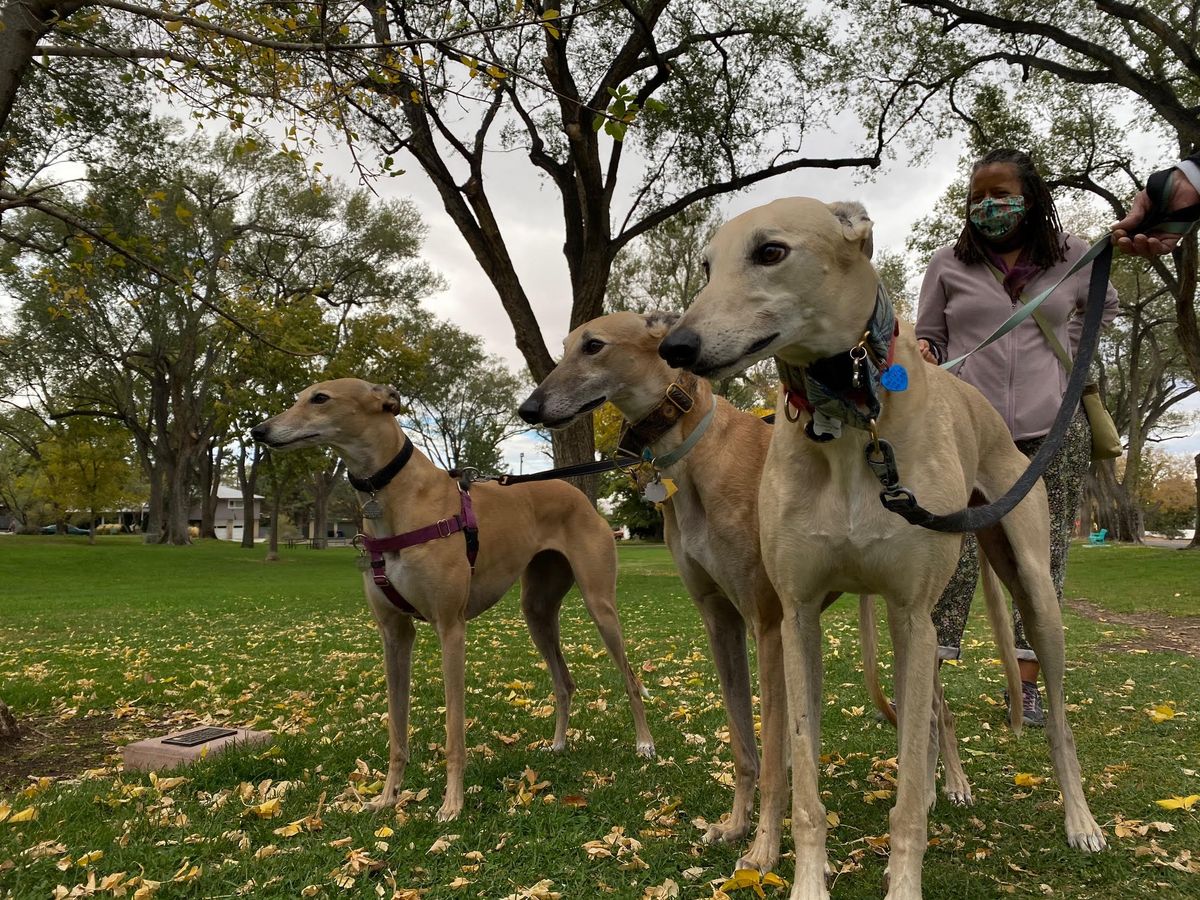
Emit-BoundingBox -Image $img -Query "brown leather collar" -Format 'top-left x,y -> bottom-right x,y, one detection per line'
617,372 -> 699,459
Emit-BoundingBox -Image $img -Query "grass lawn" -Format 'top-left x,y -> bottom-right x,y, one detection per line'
1,536 -> 1198,899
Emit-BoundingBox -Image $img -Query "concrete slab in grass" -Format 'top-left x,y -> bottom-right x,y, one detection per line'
122,726 -> 272,773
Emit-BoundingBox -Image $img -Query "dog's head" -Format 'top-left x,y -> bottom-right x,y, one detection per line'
658,198 -> 878,378
518,311 -> 682,427
251,378 -> 403,451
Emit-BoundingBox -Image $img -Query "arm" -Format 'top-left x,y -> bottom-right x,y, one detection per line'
914,254 -> 949,365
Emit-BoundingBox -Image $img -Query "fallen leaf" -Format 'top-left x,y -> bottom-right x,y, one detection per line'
1155,795 -> 1200,811
1013,773 -> 1045,788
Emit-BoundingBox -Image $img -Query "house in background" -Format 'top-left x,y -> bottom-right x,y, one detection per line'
188,485 -> 266,542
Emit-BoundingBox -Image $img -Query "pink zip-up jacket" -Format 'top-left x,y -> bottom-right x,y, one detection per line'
916,233 -> 1119,441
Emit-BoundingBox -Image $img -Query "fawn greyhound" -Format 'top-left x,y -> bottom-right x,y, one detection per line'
657,199 -> 1104,899
517,311 -> 1010,874
252,378 -> 653,822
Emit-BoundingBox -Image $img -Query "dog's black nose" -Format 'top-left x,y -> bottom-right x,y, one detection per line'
250,423 -> 269,443
517,395 -> 543,425
658,327 -> 702,369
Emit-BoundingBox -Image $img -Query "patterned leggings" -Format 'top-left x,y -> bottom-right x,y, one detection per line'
931,408 -> 1092,659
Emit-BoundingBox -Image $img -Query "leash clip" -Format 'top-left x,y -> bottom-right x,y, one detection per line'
849,343 -> 867,388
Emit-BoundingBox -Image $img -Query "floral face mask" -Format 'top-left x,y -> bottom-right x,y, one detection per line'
969,196 -> 1026,240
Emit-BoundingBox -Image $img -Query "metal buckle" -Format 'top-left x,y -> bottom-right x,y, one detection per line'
436,518 -> 454,538
664,382 -> 694,413
351,533 -> 366,551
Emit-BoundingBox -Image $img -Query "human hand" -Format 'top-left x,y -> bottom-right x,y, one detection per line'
917,339 -> 938,364
1111,171 -> 1200,257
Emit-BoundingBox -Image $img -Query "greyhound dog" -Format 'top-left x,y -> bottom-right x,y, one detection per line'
252,378 -> 654,822
518,311 -> 789,872
657,199 -> 1104,899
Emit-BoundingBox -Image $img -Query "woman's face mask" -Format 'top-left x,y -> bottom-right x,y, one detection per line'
969,196 -> 1026,241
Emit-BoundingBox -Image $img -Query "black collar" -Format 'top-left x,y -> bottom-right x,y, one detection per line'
348,436 -> 414,493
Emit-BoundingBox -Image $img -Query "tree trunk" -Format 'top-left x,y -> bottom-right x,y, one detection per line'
1089,461 -> 1141,542
265,464 -> 281,562
163,454 -> 192,545
0,695 -> 17,739
88,505 -> 96,545
1187,451 -> 1200,551
311,471 -> 330,549
551,416 -> 599,503
199,444 -> 222,540
144,461 -> 164,543
236,444 -> 259,550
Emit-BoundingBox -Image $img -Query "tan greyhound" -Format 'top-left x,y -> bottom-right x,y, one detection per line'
518,311 -> 788,872
657,199 -> 1105,899
252,378 -> 654,822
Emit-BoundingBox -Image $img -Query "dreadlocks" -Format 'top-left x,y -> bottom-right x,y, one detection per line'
953,148 -> 1068,268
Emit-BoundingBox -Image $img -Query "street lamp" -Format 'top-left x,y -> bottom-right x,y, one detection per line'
519,452 -> 524,474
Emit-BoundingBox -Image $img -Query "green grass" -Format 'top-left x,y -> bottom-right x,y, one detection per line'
1,536 -> 1199,899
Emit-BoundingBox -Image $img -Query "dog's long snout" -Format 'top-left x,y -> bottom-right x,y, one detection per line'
250,422 -> 270,443
517,393 -> 543,425
658,328 -> 702,369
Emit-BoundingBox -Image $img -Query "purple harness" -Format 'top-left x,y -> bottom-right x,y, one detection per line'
351,440 -> 479,621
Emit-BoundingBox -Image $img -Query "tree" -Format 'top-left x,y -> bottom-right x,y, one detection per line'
38,417 -> 138,542
868,0 -> 1199,408
393,320 -> 528,474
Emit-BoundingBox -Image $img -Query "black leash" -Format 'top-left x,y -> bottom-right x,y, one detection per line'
451,454 -> 644,487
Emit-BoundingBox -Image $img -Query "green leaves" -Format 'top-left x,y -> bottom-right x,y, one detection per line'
593,85 -> 668,142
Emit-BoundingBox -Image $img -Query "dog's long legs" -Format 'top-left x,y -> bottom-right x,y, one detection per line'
738,614 -> 787,874
364,590 -> 417,812
569,542 -> 656,757
978,519 -> 1105,852
520,551 -> 577,751
779,595 -> 830,900
934,671 -> 971,806
693,589 -> 758,847
884,598 -> 939,900
435,612 -> 468,822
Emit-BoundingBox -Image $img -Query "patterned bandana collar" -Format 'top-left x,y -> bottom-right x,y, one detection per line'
776,284 -> 900,439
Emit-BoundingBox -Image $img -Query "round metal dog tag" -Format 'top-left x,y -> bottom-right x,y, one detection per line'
642,480 -> 668,503
361,497 -> 383,519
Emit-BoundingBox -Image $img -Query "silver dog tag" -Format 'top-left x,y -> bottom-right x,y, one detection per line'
361,496 -> 383,519
642,480 -> 668,503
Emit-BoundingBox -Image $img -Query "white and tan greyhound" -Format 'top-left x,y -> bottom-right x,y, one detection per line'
657,199 -> 1104,899
252,378 -> 654,822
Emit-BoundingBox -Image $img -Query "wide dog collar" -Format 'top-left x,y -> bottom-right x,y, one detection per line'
617,372 -> 699,459
348,435 -> 414,493
776,284 -> 901,441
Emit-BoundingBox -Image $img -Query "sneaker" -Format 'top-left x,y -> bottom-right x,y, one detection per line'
1003,680 -> 1045,728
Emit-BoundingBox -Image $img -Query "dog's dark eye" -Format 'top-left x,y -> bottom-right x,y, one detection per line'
310,392 -> 330,404
583,339 -> 605,355
755,242 -> 788,265
700,259 -> 710,282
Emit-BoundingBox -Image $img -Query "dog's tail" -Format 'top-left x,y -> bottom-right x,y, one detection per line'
979,550 -> 1023,736
859,595 -> 897,726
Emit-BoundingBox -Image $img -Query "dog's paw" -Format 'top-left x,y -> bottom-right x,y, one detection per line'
435,799 -> 463,822
944,784 -> 974,807
636,740 -> 656,759
546,739 -> 568,753
703,817 -> 751,846
1067,826 -> 1106,853
361,794 -> 397,814
734,833 -> 779,875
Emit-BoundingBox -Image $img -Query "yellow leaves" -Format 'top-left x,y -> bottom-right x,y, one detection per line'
826,811 -> 841,827
149,772 -> 188,792
642,878 -> 680,898
509,767 -> 551,808
1146,702 -> 1183,724
841,705 -> 865,718
540,8 -> 561,39
22,776 -> 54,798
1013,773 -> 1046,788
449,876 -> 472,889
862,789 -> 893,804
2,803 -> 38,824
1155,795 -> 1200,811
718,869 -> 788,897
171,860 -> 202,884
174,203 -> 193,222
374,825 -> 394,838
163,19 -> 184,33
428,833 -> 461,854
502,880 -> 561,900
246,797 -> 282,819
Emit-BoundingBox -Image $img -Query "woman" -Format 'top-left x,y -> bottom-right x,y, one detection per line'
915,148 -> 1119,726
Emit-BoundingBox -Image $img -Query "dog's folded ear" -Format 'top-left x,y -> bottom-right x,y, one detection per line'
828,201 -> 874,260
643,310 -> 681,339
372,383 -> 404,415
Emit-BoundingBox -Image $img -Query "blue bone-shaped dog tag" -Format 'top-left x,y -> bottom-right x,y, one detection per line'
880,363 -> 908,392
